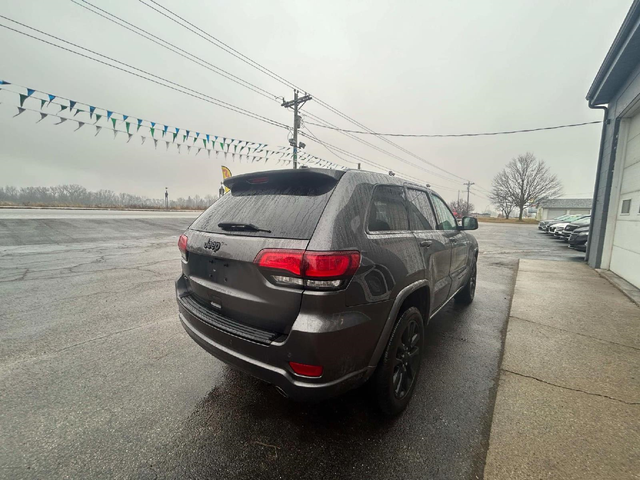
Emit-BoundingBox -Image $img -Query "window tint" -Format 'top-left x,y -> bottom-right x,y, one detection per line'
368,185 -> 409,232
431,195 -> 458,230
190,176 -> 337,239
406,188 -> 436,231
621,199 -> 631,214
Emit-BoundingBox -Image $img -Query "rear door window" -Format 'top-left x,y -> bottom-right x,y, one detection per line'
190,175 -> 337,239
368,185 -> 409,232
406,188 -> 437,231
431,195 -> 458,231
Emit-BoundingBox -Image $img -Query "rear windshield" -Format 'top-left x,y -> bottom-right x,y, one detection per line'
190,174 -> 337,239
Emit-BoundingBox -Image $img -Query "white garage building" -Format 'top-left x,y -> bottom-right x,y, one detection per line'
587,0 -> 640,289
536,198 -> 592,221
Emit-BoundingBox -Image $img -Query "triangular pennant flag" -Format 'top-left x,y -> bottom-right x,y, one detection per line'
207,149 -> 211,158
95,114 -> 102,124
195,132 -> 200,139
0,80 -> 9,85
125,122 -> 131,134
74,121 -> 85,131
137,119 -> 143,132
95,126 -> 102,136
47,94 -> 55,103
234,145 -> 238,154
206,134 -> 210,143
73,109 -> 84,117
151,122 -> 155,128
111,118 -> 117,129
36,113 -> 48,123
177,144 -> 181,154
202,139 -> 206,148
183,135 -> 187,142
26,88 -> 35,97
215,150 -> 220,158
150,127 -> 155,138
224,151 -> 228,159
163,125 -> 168,137
40,99 -> 46,109
113,129 -> 119,139
69,100 -> 77,110
187,146 -> 192,154
127,133 -> 133,143
106,110 -> 113,120
141,136 -> 146,145
59,105 -> 68,113
240,146 -> 246,154
185,130 -> 190,138
89,106 -> 96,119
193,137 -> 198,145
172,132 -> 178,143
19,94 -> 27,107
122,115 -> 128,121
53,116 -> 67,124
219,141 -> 224,150
196,148 -> 202,156
153,139 -> 158,149
175,127 -> 179,134
165,141 -> 170,151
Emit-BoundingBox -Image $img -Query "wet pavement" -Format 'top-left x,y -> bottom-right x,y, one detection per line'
0,214 -> 585,479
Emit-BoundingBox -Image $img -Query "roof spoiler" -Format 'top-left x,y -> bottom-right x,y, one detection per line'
224,168 -> 345,190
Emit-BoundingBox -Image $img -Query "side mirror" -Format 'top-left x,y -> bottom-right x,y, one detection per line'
460,216 -> 478,230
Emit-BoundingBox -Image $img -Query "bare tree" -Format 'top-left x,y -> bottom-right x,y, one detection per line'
491,153 -> 562,221
449,198 -> 474,217
489,186 -> 515,219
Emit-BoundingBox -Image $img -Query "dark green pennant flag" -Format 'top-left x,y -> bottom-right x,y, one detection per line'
19,94 -> 27,107
172,132 -> 178,143
219,141 -> 224,150
95,114 -> 102,123
59,105 -> 68,113
125,122 -> 131,134
202,139 -> 206,148
183,135 -> 187,142
40,99 -> 46,109
150,127 -> 155,138
111,118 -> 117,129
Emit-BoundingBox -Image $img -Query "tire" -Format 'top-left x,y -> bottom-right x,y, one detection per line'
372,306 -> 424,416
455,260 -> 477,305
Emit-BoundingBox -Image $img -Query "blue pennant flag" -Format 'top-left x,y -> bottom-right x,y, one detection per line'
27,88 -> 35,97
0,80 -> 9,85
185,130 -> 190,138
89,106 -> 96,117
175,127 -> 179,134
107,110 -> 113,120
70,100 -> 77,110
137,119 -> 143,127
122,115 -> 128,121
151,122 -> 155,127
163,125 -> 168,133
195,132 -> 200,138
206,134 -> 210,142
48,94 -> 56,102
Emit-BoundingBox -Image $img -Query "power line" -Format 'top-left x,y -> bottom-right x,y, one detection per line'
0,16 -> 288,130
137,0 -> 475,185
72,0 -> 281,103
304,120 -> 602,137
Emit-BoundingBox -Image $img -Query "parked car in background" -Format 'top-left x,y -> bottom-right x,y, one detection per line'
568,226 -> 589,251
560,216 -> 591,241
546,214 -> 588,234
175,168 -> 479,415
538,214 -> 572,231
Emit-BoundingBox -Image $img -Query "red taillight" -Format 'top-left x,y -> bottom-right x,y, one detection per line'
247,176 -> 269,184
255,249 -> 304,276
178,234 -> 188,255
289,362 -> 323,377
303,251 -> 360,279
254,249 -> 360,289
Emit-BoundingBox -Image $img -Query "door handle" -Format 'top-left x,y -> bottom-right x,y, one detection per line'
420,240 -> 432,248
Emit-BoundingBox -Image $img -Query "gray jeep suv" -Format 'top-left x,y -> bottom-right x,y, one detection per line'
176,168 -> 478,414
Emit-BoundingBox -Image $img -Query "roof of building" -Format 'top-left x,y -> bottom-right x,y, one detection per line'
587,0 -> 640,105
538,198 -> 593,209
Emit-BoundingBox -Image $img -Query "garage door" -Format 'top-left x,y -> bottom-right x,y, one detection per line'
546,208 -> 566,219
610,113 -> 640,289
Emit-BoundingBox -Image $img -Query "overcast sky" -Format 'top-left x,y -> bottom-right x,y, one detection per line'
0,0 -> 632,206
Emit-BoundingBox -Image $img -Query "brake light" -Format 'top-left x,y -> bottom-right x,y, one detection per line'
178,234 -> 188,260
255,249 -> 304,276
254,249 -> 360,290
247,176 -> 269,184
289,362 -> 323,377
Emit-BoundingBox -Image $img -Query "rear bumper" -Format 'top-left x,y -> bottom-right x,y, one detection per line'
176,276 -> 384,401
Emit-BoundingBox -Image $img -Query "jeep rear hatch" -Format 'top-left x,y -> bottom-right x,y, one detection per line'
182,169 -> 344,334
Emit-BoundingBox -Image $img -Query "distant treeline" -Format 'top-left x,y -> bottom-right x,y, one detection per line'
0,185 -> 217,210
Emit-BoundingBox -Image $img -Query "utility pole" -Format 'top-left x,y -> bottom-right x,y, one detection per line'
164,187 -> 168,210
357,163 -> 361,170
463,181 -> 474,215
282,90 -> 312,169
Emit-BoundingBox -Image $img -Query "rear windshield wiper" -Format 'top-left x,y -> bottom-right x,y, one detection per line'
217,222 -> 272,233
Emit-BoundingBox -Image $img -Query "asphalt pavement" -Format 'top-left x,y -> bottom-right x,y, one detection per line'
0,212 -> 585,479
